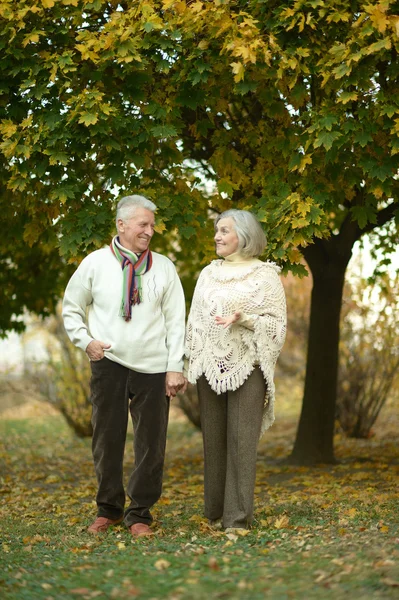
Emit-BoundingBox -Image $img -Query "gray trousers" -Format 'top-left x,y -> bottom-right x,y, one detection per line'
89,357 -> 169,527
197,367 -> 266,529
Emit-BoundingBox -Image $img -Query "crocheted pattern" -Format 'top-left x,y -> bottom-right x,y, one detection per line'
185,260 -> 286,435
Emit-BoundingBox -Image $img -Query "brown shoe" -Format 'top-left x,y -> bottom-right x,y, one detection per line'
129,523 -> 154,538
87,516 -> 123,534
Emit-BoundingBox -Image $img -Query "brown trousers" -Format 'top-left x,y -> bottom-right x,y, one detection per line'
89,358 -> 169,526
197,367 -> 266,529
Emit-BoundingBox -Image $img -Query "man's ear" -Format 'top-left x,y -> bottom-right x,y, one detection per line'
117,218 -> 124,233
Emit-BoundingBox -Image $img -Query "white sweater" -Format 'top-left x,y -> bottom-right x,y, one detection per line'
62,246 -> 185,373
185,258 -> 286,434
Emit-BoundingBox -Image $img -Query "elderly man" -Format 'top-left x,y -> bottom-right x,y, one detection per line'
62,194 -> 186,537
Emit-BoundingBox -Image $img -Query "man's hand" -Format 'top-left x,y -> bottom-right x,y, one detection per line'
165,372 -> 187,398
86,340 -> 111,361
215,311 -> 241,328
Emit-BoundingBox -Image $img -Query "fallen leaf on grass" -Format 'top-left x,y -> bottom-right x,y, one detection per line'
374,559 -> 395,568
274,515 -> 290,529
235,529 -> 249,537
382,578 -> 399,587
41,583 -> 52,590
314,570 -> 329,583
237,580 -> 249,590
189,514 -> 204,524
208,557 -> 219,571
154,559 -> 170,571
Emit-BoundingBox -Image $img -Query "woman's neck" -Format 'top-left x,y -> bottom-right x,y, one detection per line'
223,252 -> 260,265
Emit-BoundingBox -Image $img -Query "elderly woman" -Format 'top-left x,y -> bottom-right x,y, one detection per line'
185,209 -> 286,531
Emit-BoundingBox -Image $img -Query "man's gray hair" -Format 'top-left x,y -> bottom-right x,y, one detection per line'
116,195 -> 157,227
215,209 -> 267,258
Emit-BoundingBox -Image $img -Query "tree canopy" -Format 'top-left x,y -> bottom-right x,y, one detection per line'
1,0 -> 398,334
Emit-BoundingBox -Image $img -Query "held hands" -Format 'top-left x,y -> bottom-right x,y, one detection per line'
86,340 -> 111,361
166,372 -> 187,398
215,311 -> 241,328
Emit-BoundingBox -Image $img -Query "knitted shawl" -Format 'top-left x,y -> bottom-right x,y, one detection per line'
185,260 -> 286,435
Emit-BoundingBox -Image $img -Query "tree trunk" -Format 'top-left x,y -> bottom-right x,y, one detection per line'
289,239 -> 352,464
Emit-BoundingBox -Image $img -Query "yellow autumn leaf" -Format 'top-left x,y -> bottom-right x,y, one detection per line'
22,33 -> 40,47
230,61 -> 245,83
0,120 -> 18,138
274,515 -> 290,529
154,559 -> 170,571
41,583 -> 52,590
154,222 -> 166,234
189,514 -> 204,523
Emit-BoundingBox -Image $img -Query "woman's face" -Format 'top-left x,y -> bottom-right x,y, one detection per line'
214,217 -> 239,258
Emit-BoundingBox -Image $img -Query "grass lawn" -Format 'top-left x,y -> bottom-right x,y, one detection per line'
0,394 -> 398,599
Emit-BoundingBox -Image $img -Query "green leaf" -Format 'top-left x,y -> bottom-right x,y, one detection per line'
179,226 -> 196,239
313,131 -> 342,151
319,115 -> 339,131
354,130 -> 373,147
351,206 -> 376,229
235,80 -> 258,95
78,113 -> 99,126
150,125 -> 178,138
332,63 -> 351,79
217,179 -> 234,196
46,151 -> 69,166
288,153 -> 302,171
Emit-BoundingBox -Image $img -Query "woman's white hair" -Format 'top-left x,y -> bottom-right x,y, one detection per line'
215,209 -> 267,258
116,195 -> 157,228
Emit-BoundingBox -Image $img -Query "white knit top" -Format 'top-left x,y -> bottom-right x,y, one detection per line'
185,257 -> 286,434
62,246 -> 186,373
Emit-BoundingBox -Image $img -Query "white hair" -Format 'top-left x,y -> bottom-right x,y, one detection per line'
215,209 -> 267,258
115,195 -> 157,228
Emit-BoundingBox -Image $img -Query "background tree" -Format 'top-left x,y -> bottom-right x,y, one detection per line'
337,268 -> 399,438
1,0 -> 398,462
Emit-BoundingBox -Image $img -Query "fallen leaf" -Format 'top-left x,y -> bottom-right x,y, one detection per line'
274,515 -> 290,529
154,559 -> 170,571
208,557 -> 219,571
236,529 -> 250,537
382,578 -> 399,587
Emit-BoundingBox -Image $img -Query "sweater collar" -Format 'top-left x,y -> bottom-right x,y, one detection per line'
223,251 -> 260,266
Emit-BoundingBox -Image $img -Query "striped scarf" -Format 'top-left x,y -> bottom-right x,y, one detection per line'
110,236 -> 153,321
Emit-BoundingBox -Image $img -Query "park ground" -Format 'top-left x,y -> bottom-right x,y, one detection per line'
0,383 -> 398,600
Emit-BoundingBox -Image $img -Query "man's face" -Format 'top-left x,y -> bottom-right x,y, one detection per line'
117,207 -> 155,253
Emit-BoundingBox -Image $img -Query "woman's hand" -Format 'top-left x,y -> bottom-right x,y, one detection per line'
215,311 -> 241,328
